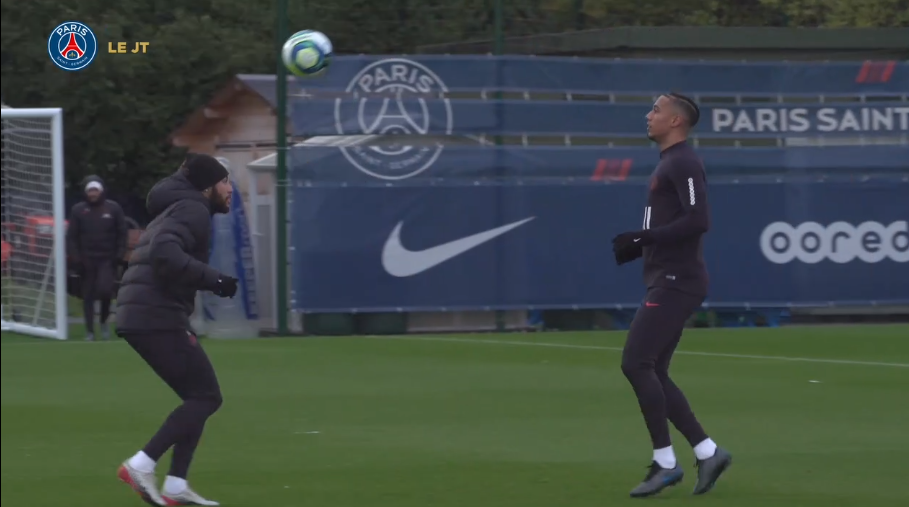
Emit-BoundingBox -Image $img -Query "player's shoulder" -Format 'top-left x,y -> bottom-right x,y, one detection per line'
168,199 -> 211,231
669,148 -> 705,177
71,201 -> 89,213
675,144 -> 703,164
172,198 -> 209,216
103,199 -> 124,212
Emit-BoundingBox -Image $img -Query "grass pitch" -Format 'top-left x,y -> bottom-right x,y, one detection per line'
2,325 -> 907,507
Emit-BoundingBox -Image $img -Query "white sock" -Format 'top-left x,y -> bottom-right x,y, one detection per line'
164,476 -> 188,495
693,438 -> 718,460
128,451 -> 156,473
653,446 -> 677,469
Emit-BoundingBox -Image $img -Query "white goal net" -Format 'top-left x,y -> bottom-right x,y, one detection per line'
1,107 -> 68,340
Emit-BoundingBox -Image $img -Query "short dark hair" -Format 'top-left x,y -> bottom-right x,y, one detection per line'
666,92 -> 700,127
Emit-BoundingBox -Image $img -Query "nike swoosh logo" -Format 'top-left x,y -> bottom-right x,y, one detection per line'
633,238 -> 641,242
382,217 -> 535,277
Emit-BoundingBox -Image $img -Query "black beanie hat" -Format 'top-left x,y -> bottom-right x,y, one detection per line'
183,154 -> 229,191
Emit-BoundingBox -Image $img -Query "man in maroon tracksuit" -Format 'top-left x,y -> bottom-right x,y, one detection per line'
611,93 -> 732,498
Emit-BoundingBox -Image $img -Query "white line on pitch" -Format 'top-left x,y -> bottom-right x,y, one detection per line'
4,333 -> 908,368
366,335 -> 909,368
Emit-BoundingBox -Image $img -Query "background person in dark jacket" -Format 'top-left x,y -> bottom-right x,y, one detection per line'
114,154 -> 237,506
66,176 -> 127,341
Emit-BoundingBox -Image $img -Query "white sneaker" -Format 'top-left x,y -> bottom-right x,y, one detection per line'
117,462 -> 166,505
162,487 -> 220,506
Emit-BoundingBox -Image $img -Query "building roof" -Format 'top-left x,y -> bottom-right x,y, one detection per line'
169,75 -> 301,142
173,74 -> 487,148
234,74 -> 303,109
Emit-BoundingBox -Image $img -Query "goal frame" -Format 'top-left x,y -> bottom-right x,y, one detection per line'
1,107 -> 68,340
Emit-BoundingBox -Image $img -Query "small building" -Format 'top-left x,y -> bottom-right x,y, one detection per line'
168,74 -> 305,198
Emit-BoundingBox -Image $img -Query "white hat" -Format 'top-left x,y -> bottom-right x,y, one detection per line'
85,181 -> 103,192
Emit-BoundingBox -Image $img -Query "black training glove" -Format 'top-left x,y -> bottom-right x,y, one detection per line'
612,230 -> 654,252
611,231 -> 651,266
215,276 -> 238,298
613,243 -> 642,265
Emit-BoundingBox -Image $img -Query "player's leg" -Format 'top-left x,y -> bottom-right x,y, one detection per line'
162,332 -> 222,506
81,261 -> 98,340
621,287 -> 699,497
117,332 -> 183,505
655,331 -> 710,448
654,304 -> 732,495
118,331 -> 222,505
622,310 -> 676,463
116,378 -> 166,505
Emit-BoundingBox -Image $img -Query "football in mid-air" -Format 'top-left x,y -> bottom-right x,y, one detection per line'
281,30 -> 332,77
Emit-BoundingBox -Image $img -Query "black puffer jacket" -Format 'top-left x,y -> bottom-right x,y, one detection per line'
115,172 -> 222,334
66,176 -> 128,262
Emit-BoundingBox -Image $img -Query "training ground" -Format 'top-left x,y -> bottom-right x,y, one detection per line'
2,325 -> 907,506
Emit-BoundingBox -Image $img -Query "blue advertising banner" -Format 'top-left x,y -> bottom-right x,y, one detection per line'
271,56 -> 909,96
290,145 -> 909,183
292,99 -> 909,138
290,181 -> 909,312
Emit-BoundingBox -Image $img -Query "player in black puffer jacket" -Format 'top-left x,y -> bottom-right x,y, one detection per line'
114,154 -> 237,507
116,167 -> 231,334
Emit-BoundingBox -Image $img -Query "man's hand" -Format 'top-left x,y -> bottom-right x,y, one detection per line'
612,230 -> 654,251
611,231 -> 652,266
613,244 -> 642,265
215,276 -> 238,298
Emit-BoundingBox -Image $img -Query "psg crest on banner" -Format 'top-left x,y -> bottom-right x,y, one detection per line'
47,21 -> 98,71
334,58 -> 453,181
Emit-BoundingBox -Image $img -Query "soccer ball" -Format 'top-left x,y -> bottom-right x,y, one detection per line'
281,30 -> 332,77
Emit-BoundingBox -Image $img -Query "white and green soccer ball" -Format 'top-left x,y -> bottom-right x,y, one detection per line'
281,30 -> 333,77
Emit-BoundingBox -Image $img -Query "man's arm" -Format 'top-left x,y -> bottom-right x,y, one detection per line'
110,202 -> 128,261
645,161 -> 709,244
148,201 -> 221,292
65,204 -> 82,263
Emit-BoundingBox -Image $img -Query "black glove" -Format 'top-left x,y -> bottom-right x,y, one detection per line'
611,230 -> 652,266
215,276 -> 238,298
613,243 -> 642,265
612,230 -> 654,252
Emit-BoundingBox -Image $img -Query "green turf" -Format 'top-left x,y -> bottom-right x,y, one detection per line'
2,325 -> 907,507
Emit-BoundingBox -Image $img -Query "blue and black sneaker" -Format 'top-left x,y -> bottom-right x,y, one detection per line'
629,461 -> 684,498
692,447 -> 732,495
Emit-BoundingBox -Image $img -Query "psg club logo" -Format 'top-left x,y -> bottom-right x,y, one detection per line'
47,21 -> 98,71
335,58 -> 453,180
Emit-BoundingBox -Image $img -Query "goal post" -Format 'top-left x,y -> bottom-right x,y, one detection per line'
1,107 -> 68,340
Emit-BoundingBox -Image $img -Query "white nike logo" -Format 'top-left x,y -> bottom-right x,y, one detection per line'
633,238 -> 641,242
382,217 -> 535,277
